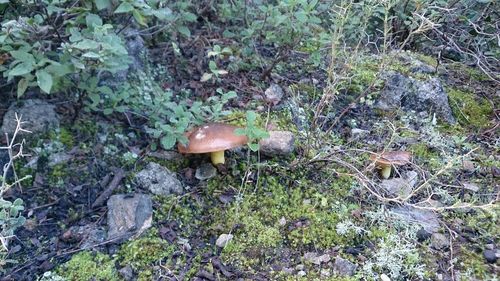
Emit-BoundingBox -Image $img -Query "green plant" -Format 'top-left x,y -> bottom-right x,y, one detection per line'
235,111 -> 269,151
201,45 -> 232,83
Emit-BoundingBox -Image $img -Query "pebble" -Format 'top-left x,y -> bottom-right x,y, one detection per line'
483,249 -> 498,264
195,163 -> 217,180
216,233 -> 233,247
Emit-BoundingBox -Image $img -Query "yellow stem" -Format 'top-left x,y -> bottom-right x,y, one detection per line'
210,150 -> 225,165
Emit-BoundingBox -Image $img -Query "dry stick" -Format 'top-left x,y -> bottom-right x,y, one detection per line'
91,168 -> 126,208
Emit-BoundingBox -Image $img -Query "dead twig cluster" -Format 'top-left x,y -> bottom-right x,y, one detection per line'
1,113 -> 32,196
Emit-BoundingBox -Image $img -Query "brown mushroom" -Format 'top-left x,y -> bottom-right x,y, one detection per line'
178,123 -> 248,165
370,151 -> 411,179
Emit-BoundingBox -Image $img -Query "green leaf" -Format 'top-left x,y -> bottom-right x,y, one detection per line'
94,0 -> 111,10
8,62 -> 33,76
9,50 -> 35,63
114,2 -> 134,13
209,61 -> 217,71
103,108 -> 113,115
17,77 -> 29,97
86,13 -> 103,27
248,143 -> 260,151
177,26 -> 191,37
160,134 -> 176,149
132,9 -> 147,26
36,70 -> 53,94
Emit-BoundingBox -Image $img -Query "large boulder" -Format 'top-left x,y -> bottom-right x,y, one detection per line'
1,99 -> 59,135
375,72 -> 455,124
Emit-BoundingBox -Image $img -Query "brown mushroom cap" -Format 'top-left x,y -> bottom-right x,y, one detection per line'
370,151 -> 412,165
178,123 -> 248,154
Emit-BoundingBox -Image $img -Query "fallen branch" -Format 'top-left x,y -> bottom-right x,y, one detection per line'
91,167 -> 126,208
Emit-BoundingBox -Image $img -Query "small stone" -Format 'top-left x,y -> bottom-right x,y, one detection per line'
350,128 -> 370,141
259,131 -> 295,156
48,152 -> 72,167
333,257 -> 357,276
297,270 -> 306,277
380,273 -> 391,281
483,249 -> 498,264
264,83 -> 284,105
416,227 -> 432,242
135,162 -> 183,196
119,265 -> 135,281
216,233 -> 233,247
320,268 -> 331,277
404,171 -> 418,187
282,267 -> 294,275
462,183 -> 479,192
295,264 -> 305,271
195,163 -> 217,180
462,160 -> 475,172
279,217 -> 287,226
303,252 -> 330,265
380,178 -> 413,198
431,233 -> 449,250
391,206 -> 440,233
107,194 -> 152,240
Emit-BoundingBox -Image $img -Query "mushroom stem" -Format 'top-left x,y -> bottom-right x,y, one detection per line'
210,150 -> 225,165
380,165 -> 392,179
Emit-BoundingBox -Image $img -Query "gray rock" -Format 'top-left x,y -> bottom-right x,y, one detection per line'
391,206 -> 440,233
462,182 -> 479,192
297,270 -> 306,277
195,163 -> 217,180
123,28 -> 146,72
264,83 -> 284,105
282,267 -> 294,275
216,233 -> 233,247
259,131 -> 295,156
48,152 -> 72,167
119,265 -> 135,281
350,128 -> 370,141
320,268 -> 331,277
416,227 -> 432,242
61,225 -> 107,249
135,162 -> 183,196
107,194 -> 152,240
1,99 -> 59,135
431,233 -> 449,250
380,178 -> 413,198
303,252 -> 331,265
483,249 -> 498,264
375,72 -> 455,124
333,257 -> 357,276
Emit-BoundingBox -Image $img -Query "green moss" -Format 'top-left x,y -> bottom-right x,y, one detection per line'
118,231 -> 175,271
459,247 -> 492,279
48,164 -> 69,187
154,194 -> 204,233
49,128 -> 75,148
57,251 -> 118,281
447,88 -> 493,130
408,143 -> 442,170
215,172 -> 356,269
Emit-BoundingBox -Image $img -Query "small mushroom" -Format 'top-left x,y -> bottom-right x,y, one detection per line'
370,151 -> 411,179
177,123 -> 248,165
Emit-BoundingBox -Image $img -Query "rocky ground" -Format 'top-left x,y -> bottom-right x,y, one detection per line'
0,50 -> 498,281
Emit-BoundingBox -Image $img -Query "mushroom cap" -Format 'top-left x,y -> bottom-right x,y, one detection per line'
370,151 -> 412,166
178,123 -> 248,154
